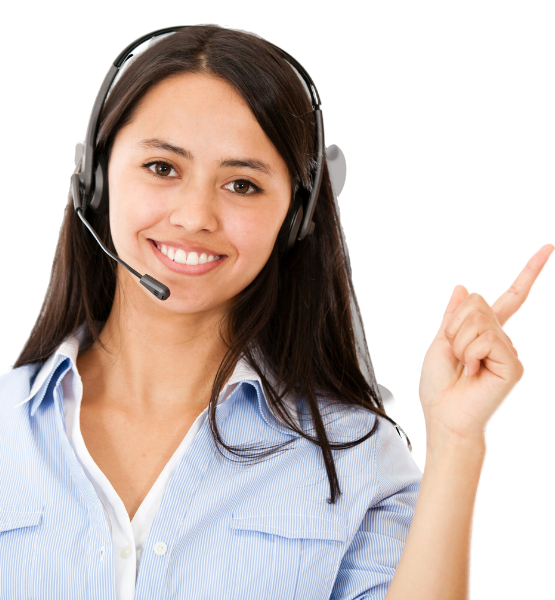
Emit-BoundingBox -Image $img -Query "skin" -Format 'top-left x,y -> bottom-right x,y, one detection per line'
421,245 -> 555,446
75,73 -> 291,518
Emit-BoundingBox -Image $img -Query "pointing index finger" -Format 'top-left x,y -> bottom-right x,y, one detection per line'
492,243 -> 554,326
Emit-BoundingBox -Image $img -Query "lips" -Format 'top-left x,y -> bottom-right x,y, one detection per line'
149,239 -> 227,276
149,239 -> 226,257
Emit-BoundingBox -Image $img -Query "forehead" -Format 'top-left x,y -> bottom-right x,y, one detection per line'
138,72 -> 255,123
122,73 -> 286,170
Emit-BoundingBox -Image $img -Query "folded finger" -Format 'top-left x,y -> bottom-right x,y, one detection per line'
451,310 -> 519,364
463,329 -> 524,381
445,293 -> 500,343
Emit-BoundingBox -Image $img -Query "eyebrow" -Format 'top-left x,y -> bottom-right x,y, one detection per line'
137,138 -> 274,175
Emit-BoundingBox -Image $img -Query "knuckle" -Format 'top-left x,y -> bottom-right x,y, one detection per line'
515,361 -> 525,380
468,292 -> 485,304
483,329 -> 498,343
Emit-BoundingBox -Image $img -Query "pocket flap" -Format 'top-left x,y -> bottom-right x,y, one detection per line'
231,510 -> 347,543
0,508 -> 43,533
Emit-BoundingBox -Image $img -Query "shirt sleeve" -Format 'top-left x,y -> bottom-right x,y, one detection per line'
329,416 -> 423,600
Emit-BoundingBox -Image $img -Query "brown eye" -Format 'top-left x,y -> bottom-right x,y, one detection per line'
233,180 -> 251,194
223,179 -> 261,195
155,163 -> 171,176
144,161 -> 178,178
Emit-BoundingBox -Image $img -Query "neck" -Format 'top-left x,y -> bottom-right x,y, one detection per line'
76,271 -> 233,419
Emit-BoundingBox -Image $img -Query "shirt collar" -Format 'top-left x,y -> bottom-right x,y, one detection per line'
14,323 -> 300,434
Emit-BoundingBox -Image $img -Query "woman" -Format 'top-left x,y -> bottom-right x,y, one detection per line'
0,25 -> 551,600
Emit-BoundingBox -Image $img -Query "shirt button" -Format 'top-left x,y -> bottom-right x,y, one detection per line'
120,545 -> 132,559
153,542 -> 167,555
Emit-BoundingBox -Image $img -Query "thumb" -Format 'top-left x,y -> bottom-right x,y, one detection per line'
433,284 -> 469,341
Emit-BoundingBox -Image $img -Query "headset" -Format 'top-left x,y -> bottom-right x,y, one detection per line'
71,26 -> 332,301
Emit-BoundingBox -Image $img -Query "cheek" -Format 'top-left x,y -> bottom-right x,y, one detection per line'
108,175 -> 167,248
108,164 -> 137,247
224,203 -> 287,265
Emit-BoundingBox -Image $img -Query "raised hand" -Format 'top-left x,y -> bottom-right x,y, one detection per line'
418,244 -> 554,444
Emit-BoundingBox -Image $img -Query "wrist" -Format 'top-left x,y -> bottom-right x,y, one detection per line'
425,428 -> 486,466
425,418 -> 486,453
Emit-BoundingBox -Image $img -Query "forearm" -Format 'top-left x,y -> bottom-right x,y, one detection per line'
384,434 -> 486,600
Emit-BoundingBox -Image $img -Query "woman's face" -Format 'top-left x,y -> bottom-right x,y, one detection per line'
107,72 -> 292,314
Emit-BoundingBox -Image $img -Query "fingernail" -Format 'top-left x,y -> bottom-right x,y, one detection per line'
464,364 -> 468,376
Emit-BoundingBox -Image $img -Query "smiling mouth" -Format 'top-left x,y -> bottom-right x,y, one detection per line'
152,241 -> 224,266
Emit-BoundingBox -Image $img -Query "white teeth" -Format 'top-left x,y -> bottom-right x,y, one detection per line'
157,243 -> 221,265
174,249 -> 187,264
186,252 -> 199,265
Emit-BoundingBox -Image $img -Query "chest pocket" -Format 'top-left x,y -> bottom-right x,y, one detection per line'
230,508 -> 347,600
0,508 -> 43,599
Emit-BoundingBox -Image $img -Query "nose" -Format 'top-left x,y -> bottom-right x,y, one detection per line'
168,175 -> 219,235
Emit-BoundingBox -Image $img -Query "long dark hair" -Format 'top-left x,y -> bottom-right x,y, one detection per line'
14,25 -> 410,504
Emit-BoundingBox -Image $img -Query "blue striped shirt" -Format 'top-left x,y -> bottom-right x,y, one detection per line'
0,333 -> 422,599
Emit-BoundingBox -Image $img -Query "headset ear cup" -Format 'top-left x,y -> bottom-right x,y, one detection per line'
89,154 -> 109,213
278,194 -> 304,253
79,154 -> 109,252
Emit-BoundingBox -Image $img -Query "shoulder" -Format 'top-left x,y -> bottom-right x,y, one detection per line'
316,400 -> 422,492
